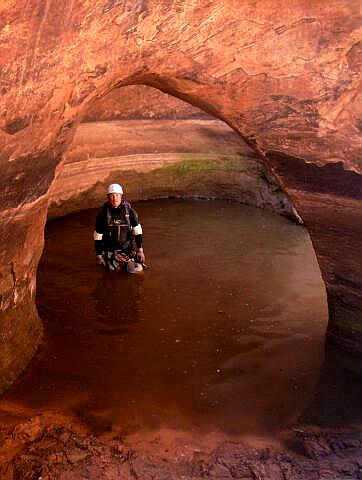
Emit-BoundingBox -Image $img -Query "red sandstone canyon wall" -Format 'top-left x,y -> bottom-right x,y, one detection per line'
0,0 -> 361,392
83,84 -> 210,121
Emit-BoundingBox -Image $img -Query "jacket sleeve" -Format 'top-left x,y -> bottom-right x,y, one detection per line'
129,206 -> 143,248
94,209 -> 105,255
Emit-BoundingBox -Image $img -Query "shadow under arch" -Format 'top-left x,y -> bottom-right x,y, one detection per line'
300,342 -> 362,429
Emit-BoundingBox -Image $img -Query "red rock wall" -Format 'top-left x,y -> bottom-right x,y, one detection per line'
48,118 -> 299,221
0,0 -> 361,392
83,85 -> 210,121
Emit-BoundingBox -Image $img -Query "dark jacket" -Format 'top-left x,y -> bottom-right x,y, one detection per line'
94,201 -> 142,256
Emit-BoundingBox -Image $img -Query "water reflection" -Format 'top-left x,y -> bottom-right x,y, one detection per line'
93,271 -> 143,327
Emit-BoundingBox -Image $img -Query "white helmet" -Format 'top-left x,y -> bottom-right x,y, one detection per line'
107,183 -> 123,195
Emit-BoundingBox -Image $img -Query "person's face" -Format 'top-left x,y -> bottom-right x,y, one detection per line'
108,193 -> 122,208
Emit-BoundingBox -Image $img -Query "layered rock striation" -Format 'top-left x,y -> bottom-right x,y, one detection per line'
83,84 -> 211,121
48,116 -> 298,221
0,0 -> 361,392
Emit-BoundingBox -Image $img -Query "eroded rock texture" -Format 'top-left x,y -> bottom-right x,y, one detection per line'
0,416 -> 361,480
0,1 -> 361,393
83,84 -> 211,121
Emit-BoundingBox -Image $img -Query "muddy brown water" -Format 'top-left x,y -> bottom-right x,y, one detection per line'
3,199 -> 361,444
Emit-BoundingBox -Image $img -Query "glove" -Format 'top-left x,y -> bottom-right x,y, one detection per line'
136,247 -> 145,264
96,254 -> 105,266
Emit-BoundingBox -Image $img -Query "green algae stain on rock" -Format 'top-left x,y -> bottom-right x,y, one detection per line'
162,156 -> 242,174
47,152 -> 297,221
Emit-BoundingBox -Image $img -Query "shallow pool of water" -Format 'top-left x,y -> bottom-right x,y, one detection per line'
4,200 -> 331,439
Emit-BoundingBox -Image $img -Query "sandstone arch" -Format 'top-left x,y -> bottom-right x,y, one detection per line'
0,0 -> 361,393
48,84 -> 299,221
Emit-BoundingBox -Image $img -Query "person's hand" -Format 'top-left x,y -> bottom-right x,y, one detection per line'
136,247 -> 145,264
96,254 -> 105,266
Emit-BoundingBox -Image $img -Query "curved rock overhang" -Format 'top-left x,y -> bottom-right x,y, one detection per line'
0,0 -> 361,393
48,84 -> 300,221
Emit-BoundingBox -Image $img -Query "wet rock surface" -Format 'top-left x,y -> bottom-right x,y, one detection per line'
0,416 -> 361,480
0,0 -> 361,428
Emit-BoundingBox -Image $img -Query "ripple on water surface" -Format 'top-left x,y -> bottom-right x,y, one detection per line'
6,200 -> 330,439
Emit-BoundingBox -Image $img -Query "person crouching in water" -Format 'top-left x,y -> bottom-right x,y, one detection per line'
94,183 -> 146,273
